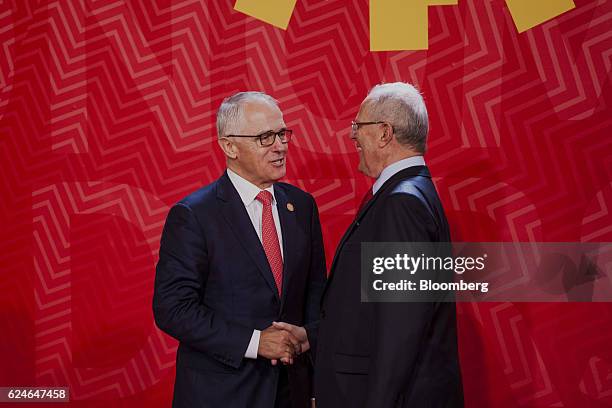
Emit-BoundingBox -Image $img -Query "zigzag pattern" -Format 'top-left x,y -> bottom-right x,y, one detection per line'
1,0 -> 611,406
31,182 -> 172,398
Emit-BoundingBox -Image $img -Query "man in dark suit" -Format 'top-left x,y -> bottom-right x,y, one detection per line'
153,92 -> 326,408
313,82 -> 463,407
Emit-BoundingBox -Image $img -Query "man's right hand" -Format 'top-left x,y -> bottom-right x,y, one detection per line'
258,325 -> 300,364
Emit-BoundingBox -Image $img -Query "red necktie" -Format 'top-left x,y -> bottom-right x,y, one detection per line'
256,191 -> 283,295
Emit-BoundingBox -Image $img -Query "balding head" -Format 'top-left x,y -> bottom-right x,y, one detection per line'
360,82 -> 429,153
217,91 -> 280,137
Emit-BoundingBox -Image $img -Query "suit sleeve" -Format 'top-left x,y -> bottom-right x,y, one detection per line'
152,203 -> 253,369
365,193 -> 437,407
303,195 -> 327,357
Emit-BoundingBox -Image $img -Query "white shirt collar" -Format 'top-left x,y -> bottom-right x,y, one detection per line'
227,168 -> 276,206
372,156 -> 426,195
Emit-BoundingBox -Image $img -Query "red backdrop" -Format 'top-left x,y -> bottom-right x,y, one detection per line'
1,0 -> 611,406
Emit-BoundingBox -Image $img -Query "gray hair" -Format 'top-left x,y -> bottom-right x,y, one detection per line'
216,91 -> 279,137
362,82 -> 429,153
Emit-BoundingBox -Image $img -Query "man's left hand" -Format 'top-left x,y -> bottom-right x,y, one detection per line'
271,322 -> 310,365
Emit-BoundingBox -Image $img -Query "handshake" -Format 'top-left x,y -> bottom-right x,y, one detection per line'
257,322 -> 309,365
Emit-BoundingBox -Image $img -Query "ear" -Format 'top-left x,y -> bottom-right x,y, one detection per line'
218,137 -> 238,159
379,124 -> 393,147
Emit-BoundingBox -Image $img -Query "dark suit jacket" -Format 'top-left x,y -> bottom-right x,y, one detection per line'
314,165 -> 463,408
153,171 -> 326,408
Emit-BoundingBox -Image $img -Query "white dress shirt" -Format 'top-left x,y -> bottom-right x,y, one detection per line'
372,155 -> 426,194
226,168 -> 284,359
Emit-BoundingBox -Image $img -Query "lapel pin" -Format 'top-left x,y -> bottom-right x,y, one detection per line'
286,203 -> 295,212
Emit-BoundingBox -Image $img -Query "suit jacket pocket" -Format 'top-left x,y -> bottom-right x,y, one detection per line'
333,352 -> 370,374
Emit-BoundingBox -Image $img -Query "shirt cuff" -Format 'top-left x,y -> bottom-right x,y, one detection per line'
244,329 -> 261,359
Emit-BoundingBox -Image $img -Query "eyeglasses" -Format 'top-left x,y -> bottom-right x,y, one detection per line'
224,129 -> 293,147
351,121 -> 389,135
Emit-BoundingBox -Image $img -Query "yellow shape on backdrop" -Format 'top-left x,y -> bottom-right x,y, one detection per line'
233,0 -> 578,49
505,0 -> 576,33
370,0 -> 458,51
234,0 -> 298,30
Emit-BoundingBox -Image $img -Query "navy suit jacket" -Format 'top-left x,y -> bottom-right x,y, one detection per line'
153,171 -> 326,408
314,166 -> 463,408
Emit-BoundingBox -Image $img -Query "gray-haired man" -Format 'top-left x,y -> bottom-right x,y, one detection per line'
153,91 -> 326,408
314,82 -> 463,407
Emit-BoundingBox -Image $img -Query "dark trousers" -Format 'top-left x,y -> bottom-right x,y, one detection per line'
275,366 -> 291,408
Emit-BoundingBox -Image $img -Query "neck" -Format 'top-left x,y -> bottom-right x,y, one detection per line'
227,165 -> 273,189
379,150 -> 421,172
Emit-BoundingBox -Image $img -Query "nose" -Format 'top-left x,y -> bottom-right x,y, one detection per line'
271,133 -> 287,152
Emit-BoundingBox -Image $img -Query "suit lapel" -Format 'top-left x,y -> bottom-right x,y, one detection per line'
333,191 -> 378,260
274,185 -> 296,311
217,172 -> 280,301
321,192 -> 381,303
322,166 -> 432,303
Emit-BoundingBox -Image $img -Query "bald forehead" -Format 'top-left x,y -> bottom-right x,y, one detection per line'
357,98 -> 375,119
238,99 -> 284,134
243,99 -> 280,115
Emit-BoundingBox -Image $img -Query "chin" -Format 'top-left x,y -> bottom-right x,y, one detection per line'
359,166 -> 376,179
358,161 -> 368,176
270,167 -> 286,181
